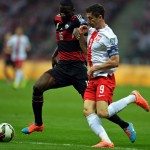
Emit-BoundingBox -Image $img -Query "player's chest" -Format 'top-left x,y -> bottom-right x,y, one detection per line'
88,33 -> 105,51
55,23 -> 73,41
13,37 -> 26,45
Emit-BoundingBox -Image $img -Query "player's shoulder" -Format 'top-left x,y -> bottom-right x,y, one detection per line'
89,27 -> 96,34
7,35 -> 15,44
22,34 -> 28,38
100,25 -> 117,40
11,35 -> 17,38
8,35 -> 16,41
22,35 -> 30,41
54,14 -> 61,23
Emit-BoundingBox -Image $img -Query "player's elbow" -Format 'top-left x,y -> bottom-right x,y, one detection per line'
114,60 -> 119,67
110,55 -> 119,67
110,59 -> 119,68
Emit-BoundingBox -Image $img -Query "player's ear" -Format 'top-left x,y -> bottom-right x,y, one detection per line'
98,15 -> 103,20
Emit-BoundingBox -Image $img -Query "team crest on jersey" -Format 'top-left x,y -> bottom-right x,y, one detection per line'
65,24 -> 69,29
95,34 -> 102,41
110,38 -> 115,45
56,23 -> 69,30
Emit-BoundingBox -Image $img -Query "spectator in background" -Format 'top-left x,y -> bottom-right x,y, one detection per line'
7,26 -> 31,88
2,32 -> 14,84
0,0 -> 130,59
128,0 -> 150,64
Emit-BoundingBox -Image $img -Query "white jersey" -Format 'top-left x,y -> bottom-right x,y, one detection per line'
87,25 -> 119,78
7,34 -> 30,61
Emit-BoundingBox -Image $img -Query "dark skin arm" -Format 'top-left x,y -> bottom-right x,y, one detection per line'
78,34 -> 87,54
51,47 -> 58,68
73,25 -> 89,53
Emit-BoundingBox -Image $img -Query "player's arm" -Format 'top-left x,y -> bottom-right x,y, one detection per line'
26,45 -> 31,52
88,41 -> 119,76
88,55 -> 119,77
25,37 -> 31,52
78,34 -> 87,53
4,45 -> 11,54
26,43 -> 31,52
51,47 -> 58,68
5,40 -> 12,54
73,25 -> 88,53
26,44 -> 31,52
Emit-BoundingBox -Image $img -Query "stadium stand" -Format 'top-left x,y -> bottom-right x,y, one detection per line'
127,0 -> 150,64
0,0 -> 130,60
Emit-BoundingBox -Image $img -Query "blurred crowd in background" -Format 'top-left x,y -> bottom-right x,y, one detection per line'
127,0 -> 150,64
0,0 -> 149,64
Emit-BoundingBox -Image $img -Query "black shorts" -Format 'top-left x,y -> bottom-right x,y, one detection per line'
47,61 -> 88,96
5,59 -> 14,67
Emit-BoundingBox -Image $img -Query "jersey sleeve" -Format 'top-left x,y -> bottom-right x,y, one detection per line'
104,36 -> 119,57
76,14 -> 88,25
25,36 -> 31,47
7,38 -> 13,47
54,15 -> 62,27
68,14 -> 88,31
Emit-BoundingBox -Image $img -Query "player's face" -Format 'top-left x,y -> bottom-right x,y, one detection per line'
16,27 -> 23,35
59,5 -> 74,23
86,12 -> 101,29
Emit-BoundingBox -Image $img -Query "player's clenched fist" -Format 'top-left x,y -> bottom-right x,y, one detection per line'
73,25 -> 88,39
79,25 -> 88,34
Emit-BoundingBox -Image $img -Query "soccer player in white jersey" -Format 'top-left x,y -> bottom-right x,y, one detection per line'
74,3 -> 150,148
7,26 -> 31,88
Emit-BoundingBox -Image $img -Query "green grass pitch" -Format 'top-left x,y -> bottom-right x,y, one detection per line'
0,80 -> 150,150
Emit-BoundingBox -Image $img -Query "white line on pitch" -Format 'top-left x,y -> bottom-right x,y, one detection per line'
13,141 -> 145,150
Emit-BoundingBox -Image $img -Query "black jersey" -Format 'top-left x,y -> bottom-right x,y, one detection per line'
54,14 -> 87,62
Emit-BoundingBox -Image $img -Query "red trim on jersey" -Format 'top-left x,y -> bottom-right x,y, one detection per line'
58,51 -> 86,61
87,31 -> 98,67
15,37 -> 21,60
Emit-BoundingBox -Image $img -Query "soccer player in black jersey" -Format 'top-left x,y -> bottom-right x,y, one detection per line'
21,0 -> 136,143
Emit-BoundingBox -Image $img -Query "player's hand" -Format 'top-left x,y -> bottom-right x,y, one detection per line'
79,25 -> 88,34
87,66 -> 95,78
87,68 -> 93,78
73,28 -> 80,40
52,57 -> 58,68
73,25 -> 88,40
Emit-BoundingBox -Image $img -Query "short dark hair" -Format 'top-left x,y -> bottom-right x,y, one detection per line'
86,3 -> 105,19
60,0 -> 74,7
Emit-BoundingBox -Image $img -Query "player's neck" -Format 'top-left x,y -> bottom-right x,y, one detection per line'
96,21 -> 106,30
